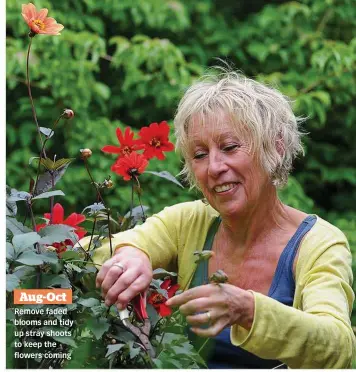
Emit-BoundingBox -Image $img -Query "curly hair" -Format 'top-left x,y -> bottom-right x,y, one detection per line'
174,68 -> 305,189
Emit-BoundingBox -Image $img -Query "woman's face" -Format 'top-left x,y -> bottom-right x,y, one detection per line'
189,115 -> 271,218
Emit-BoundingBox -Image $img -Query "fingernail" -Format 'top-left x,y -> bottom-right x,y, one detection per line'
105,301 -> 110,307
117,303 -> 123,310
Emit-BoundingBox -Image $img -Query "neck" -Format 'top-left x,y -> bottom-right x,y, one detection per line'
218,186 -> 289,253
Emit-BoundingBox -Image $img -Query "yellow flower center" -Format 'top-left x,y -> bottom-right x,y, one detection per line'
149,138 -> 161,148
32,19 -> 45,30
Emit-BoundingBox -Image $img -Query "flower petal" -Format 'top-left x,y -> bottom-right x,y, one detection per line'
158,303 -> 172,317
22,3 -> 37,21
167,284 -> 180,298
116,127 -> 124,144
160,279 -> 172,290
101,145 -> 122,154
37,8 -> 48,21
51,203 -> 64,224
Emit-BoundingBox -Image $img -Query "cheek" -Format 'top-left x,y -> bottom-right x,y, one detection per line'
191,162 -> 207,183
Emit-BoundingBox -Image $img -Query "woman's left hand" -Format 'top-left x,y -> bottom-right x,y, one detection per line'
165,284 -> 255,337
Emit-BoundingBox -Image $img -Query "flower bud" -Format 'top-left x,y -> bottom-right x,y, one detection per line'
63,109 -> 74,119
104,179 -> 114,188
80,148 -> 92,159
209,269 -> 229,284
46,246 -> 57,252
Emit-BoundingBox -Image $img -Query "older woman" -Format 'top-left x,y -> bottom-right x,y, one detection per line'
93,71 -> 355,368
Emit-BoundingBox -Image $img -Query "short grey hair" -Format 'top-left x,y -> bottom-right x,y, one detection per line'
174,68 -> 305,189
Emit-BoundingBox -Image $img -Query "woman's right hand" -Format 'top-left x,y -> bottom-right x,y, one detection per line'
96,246 -> 153,309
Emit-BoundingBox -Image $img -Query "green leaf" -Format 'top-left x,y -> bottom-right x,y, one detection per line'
77,298 -> 100,307
7,189 -> 31,202
6,186 -> 17,216
32,190 -> 65,200
153,268 -> 177,277
39,251 -> 59,264
38,224 -> 77,245
52,335 -> 77,348
16,251 -> 44,265
105,343 -> 126,357
13,265 -> 36,280
127,341 -> 141,359
34,162 -> 71,196
6,242 -> 15,260
12,232 -> 41,251
39,127 -> 54,138
6,309 -> 15,320
6,274 -> 20,291
6,217 -> 32,236
53,158 -> 75,171
87,317 -> 110,340
144,171 -> 184,188
29,156 -> 40,165
41,274 -> 71,288
124,205 -> 149,225
82,202 -> 106,215
61,250 -> 82,261
66,262 -> 82,272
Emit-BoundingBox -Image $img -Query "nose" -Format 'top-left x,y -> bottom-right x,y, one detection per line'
207,150 -> 228,178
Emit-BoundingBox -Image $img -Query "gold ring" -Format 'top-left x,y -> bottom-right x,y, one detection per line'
113,262 -> 125,272
206,311 -> 211,324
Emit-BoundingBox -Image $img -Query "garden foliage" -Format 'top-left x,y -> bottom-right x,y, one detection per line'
6,0 -> 356,367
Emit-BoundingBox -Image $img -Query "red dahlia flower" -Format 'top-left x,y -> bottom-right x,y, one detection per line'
131,292 -> 148,321
102,127 -> 144,157
111,151 -> 148,181
148,279 -> 180,317
138,121 -> 174,160
36,203 -> 87,254
22,3 -> 64,35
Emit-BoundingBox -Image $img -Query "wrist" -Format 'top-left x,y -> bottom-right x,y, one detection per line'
115,245 -> 151,265
239,290 -> 255,331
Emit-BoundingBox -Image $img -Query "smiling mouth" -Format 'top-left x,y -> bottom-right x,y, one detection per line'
213,183 -> 238,193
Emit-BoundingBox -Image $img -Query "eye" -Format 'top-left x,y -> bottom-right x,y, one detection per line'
193,151 -> 207,160
222,144 -> 240,152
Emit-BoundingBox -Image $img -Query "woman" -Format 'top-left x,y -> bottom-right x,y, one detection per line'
92,70 -> 355,368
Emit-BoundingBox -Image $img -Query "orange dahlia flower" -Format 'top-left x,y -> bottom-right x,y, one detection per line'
22,3 -> 64,35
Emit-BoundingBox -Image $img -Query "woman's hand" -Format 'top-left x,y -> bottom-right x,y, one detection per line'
96,246 -> 153,309
166,284 -> 255,337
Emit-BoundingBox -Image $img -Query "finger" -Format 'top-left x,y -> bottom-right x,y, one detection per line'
104,268 -> 140,306
179,297 -> 210,316
186,310 -> 213,327
191,322 -> 224,338
166,285 -> 213,307
96,256 -> 120,287
100,264 -> 125,297
95,258 -> 114,288
116,275 -> 150,308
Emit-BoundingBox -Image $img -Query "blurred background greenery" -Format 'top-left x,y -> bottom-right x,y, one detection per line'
6,0 -> 356,339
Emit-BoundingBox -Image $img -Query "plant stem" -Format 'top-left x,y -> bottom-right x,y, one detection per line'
197,337 -> 210,354
68,260 -> 101,266
33,113 -> 64,196
134,176 -> 146,222
129,179 -> 135,220
26,37 -> 45,154
183,263 -> 198,291
87,216 -> 97,256
50,173 -> 55,223
107,208 -> 113,257
27,200 -> 42,288
83,159 -> 105,205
